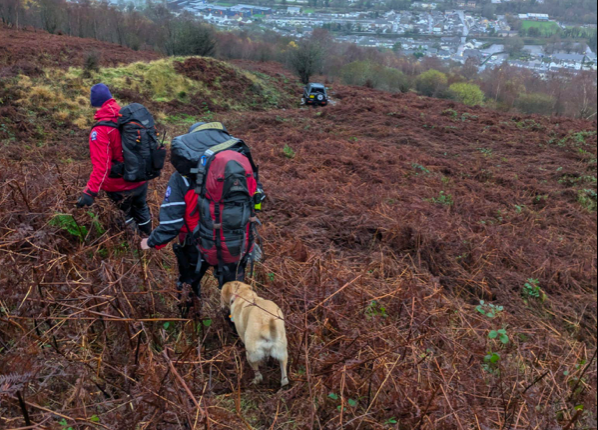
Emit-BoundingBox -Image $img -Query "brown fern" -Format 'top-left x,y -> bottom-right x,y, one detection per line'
0,372 -> 33,396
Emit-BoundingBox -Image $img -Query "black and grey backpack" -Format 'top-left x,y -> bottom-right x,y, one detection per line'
94,103 -> 166,182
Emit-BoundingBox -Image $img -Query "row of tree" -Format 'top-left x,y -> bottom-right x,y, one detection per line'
0,0 -> 216,56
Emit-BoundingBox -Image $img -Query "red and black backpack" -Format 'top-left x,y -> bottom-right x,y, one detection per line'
170,122 -> 260,267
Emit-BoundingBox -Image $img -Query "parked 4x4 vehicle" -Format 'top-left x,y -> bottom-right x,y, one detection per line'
301,83 -> 328,107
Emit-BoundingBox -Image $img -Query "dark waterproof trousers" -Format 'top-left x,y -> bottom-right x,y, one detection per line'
175,243 -> 246,297
106,183 -> 152,236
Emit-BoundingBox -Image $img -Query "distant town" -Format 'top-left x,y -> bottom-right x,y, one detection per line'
167,1 -> 598,74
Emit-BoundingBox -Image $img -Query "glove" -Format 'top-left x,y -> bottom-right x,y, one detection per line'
76,190 -> 97,208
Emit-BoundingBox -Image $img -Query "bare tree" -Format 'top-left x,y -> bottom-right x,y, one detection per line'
288,40 -> 323,85
39,0 -> 63,34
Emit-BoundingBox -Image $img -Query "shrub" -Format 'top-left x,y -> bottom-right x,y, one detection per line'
283,145 -> 296,159
340,61 -> 372,87
378,67 -> 411,93
522,278 -> 547,303
340,61 -> 410,93
50,214 -> 88,240
449,82 -> 485,106
578,189 -> 597,211
415,69 -> 448,97
83,51 -> 101,79
515,93 -> 555,116
505,36 -> 525,56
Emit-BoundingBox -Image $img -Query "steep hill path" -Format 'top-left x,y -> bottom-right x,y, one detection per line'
0,54 -> 596,429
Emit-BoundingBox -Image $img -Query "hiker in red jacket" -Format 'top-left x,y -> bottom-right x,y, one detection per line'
77,83 -> 152,235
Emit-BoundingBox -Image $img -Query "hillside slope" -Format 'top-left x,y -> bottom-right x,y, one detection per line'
0,25 -> 161,75
0,55 -> 597,429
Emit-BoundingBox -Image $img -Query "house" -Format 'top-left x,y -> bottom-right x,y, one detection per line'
467,1 -> 477,7
230,5 -> 273,16
412,2 -> 437,10
552,53 -> 586,64
359,38 -> 379,47
442,36 -> 461,45
206,5 -> 230,16
528,13 -> 549,21
520,13 -> 550,21
497,30 -> 518,37
463,49 -> 483,60
229,6 -> 252,17
287,6 -> 302,15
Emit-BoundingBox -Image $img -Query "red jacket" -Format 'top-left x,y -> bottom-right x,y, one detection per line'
85,99 -> 145,194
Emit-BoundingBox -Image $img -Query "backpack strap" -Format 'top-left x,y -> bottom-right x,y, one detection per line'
190,122 -> 226,133
92,121 -> 119,130
191,138 -> 242,192
204,138 -> 243,158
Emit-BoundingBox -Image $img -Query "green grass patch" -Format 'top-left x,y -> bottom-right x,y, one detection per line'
426,191 -> 454,206
578,189 -> 597,212
164,113 -> 201,126
522,20 -> 560,37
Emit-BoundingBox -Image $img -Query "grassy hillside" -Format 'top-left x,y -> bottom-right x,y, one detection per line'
0,56 -> 298,161
0,52 -> 597,430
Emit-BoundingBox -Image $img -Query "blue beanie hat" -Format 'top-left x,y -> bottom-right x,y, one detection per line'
90,83 -> 113,108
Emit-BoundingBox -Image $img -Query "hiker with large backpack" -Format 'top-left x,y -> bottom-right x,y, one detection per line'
77,83 -> 166,236
140,122 -> 265,301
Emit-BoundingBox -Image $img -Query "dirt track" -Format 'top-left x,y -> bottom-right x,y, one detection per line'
0,41 -> 597,429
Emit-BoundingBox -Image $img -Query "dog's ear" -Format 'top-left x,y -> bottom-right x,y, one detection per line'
221,283 -> 232,309
237,282 -> 252,294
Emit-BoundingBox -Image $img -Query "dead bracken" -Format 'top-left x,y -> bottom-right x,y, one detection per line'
0,41 -> 597,429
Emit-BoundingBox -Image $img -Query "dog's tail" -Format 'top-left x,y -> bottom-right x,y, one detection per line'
269,318 -> 278,342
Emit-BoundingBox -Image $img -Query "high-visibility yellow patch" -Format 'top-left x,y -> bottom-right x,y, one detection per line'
192,122 -> 224,133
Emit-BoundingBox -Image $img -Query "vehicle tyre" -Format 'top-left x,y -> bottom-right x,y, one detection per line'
317,94 -> 324,101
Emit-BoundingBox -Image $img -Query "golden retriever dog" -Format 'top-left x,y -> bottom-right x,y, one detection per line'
221,282 -> 289,387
